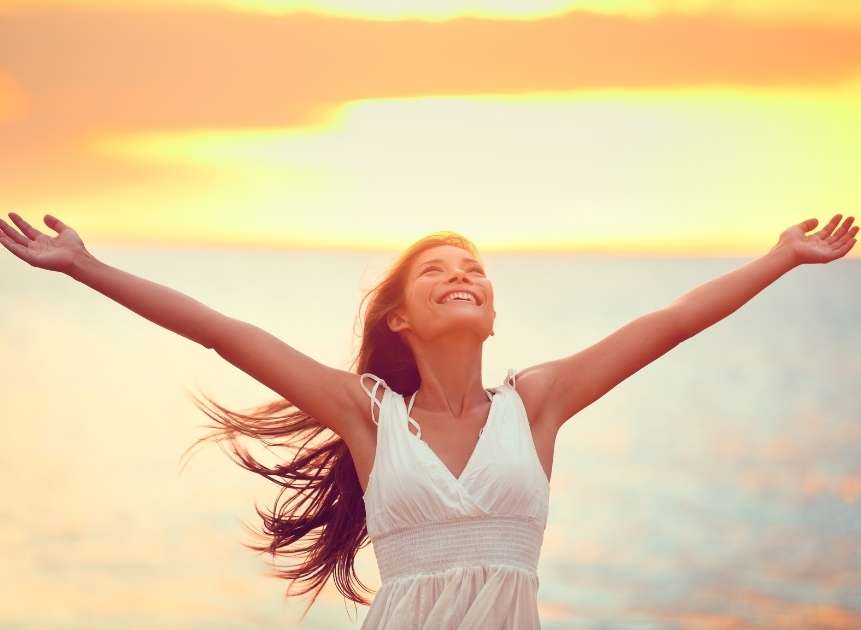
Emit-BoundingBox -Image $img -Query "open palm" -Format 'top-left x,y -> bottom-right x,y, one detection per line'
0,212 -> 88,273
775,214 -> 858,265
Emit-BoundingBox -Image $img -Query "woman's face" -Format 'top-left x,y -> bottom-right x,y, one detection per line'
389,244 -> 496,342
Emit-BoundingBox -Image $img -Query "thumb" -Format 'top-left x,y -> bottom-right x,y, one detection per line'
44,213 -> 68,234
799,217 -> 818,232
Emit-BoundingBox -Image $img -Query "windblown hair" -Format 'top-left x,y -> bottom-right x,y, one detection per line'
180,231 -> 482,621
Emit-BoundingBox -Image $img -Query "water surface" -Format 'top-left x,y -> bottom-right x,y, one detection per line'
1,247 -> 858,629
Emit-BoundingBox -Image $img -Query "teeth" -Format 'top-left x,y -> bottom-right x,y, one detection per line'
441,291 -> 477,304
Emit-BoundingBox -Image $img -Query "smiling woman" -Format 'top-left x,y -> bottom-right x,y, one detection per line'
1,209 -> 856,629
173,230 -> 515,623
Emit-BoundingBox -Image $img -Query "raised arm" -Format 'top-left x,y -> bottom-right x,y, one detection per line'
0,212 -> 370,441
522,214 -> 857,432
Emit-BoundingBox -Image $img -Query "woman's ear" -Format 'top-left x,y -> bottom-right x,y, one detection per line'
387,308 -> 407,333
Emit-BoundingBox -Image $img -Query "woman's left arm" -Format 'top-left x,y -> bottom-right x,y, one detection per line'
672,214 -> 857,339
522,214 -> 856,431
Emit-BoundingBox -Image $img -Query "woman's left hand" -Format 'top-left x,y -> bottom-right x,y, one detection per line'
772,214 -> 858,265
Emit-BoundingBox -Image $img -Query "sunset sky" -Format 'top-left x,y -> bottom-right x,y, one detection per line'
2,5 -> 860,627
1,0 -> 859,254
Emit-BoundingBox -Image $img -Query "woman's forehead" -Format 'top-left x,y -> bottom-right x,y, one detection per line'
415,245 -> 478,266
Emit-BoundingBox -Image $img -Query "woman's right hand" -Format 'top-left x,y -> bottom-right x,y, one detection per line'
0,212 -> 90,274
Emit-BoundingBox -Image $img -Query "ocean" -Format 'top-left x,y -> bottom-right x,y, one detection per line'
1,246 -> 858,629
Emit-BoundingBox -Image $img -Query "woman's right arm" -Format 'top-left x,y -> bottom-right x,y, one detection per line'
1,212 -> 374,440
68,248 -> 224,349
70,252 -> 373,438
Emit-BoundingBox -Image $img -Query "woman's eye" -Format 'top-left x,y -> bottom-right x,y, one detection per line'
422,266 -> 484,275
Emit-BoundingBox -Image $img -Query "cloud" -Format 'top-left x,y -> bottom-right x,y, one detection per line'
2,5 -> 859,251
1,5 -> 859,146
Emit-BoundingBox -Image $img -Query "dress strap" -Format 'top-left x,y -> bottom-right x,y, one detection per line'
406,386 -> 495,439
359,372 -> 388,426
406,391 -> 422,438
506,367 -> 517,390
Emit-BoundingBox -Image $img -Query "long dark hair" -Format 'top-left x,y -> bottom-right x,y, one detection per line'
179,231 -> 482,621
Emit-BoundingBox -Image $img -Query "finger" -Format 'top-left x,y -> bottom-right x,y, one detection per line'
816,213 -> 842,239
8,211 -> 46,240
834,224 -> 860,248
44,213 -> 68,234
0,235 -> 35,264
834,238 -> 856,259
0,216 -> 29,246
830,223 -> 858,249
827,215 -> 855,244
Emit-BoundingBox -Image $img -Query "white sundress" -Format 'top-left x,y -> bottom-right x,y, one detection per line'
357,368 -> 550,629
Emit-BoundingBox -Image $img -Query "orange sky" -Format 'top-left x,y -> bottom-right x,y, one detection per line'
1,1 -> 859,254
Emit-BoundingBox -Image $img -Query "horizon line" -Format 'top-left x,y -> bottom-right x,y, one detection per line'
84,237 -> 856,259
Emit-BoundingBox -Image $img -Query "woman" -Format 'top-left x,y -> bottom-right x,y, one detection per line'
0,212 -> 856,629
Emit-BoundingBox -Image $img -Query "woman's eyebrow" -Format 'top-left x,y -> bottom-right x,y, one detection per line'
418,257 -> 481,268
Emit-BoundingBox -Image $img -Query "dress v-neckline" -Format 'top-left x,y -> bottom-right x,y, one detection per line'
400,387 -> 500,485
